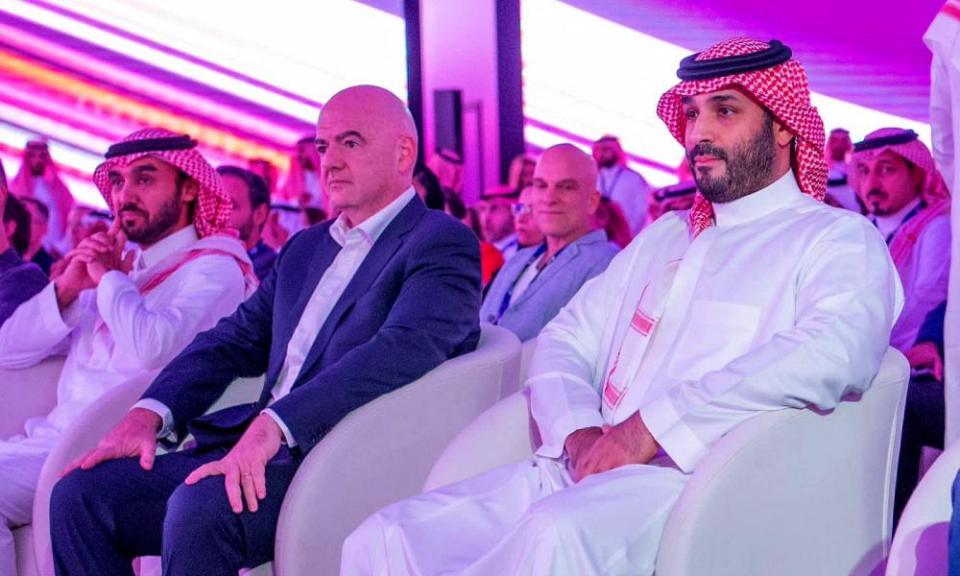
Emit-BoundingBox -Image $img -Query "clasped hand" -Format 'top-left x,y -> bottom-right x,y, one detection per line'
53,224 -> 134,308
71,224 -> 135,283
565,411 -> 660,483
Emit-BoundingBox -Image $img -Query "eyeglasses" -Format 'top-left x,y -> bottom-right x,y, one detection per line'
512,203 -> 532,216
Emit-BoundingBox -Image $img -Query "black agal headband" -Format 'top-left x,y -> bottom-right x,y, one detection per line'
104,135 -> 197,159
677,40 -> 793,81
853,130 -> 919,153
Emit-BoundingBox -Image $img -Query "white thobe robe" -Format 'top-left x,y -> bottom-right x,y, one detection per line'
0,226 -> 248,576
340,172 -> 901,575
598,165 -> 651,236
925,4 -> 960,445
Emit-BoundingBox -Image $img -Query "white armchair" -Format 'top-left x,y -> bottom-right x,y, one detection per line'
29,372 -> 265,576
426,347 -> 910,576
271,323 -> 520,575
28,324 -> 521,576
0,357 -> 64,440
885,440 -> 960,575
2,357 -> 64,576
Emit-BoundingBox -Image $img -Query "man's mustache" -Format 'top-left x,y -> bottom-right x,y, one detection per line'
117,204 -> 147,217
687,144 -> 728,163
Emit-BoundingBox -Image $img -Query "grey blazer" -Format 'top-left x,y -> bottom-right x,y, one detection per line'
480,229 -> 619,341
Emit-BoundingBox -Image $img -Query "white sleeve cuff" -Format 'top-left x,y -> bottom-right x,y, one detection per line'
96,270 -> 137,324
37,282 -> 71,334
262,408 -> 298,448
641,395 -> 707,474
534,409 -> 605,459
133,399 -> 175,440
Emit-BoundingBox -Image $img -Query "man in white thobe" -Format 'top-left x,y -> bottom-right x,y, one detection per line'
593,135 -> 652,237
340,38 -> 901,576
0,128 -> 255,576
850,128 -> 951,353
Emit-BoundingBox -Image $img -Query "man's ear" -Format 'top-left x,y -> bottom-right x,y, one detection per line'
3,219 -> 16,240
180,179 -> 200,204
586,188 -> 601,215
252,203 -> 270,228
396,135 -> 417,174
909,165 -> 926,198
774,120 -> 794,149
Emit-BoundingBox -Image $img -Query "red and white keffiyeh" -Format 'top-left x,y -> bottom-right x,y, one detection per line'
657,38 -> 828,236
91,128 -> 258,297
92,128 -> 233,238
852,128 -> 951,267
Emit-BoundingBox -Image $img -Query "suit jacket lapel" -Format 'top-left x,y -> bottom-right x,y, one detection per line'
512,241 -> 582,307
293,197 -> 425,383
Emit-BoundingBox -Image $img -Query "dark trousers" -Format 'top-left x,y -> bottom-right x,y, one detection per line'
50,445 -> 299,576
895,373 -> 945,526
950,472 -> 960,576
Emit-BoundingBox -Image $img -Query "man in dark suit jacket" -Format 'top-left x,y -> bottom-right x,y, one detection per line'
50,85 -> 481,576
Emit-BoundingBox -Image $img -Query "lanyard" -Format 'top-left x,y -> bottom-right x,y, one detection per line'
875,202 -> 924,245
599,167 -> 624,198
495,243 -> 552,322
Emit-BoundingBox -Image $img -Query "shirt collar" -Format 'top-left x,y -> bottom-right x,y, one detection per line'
873,196 -> 922,237
138,225 -> 199,270
493,233 -> 519,253
329,187 -> 416,248
712,170 -> 804,228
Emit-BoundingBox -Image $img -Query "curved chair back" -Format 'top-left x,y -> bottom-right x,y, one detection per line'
2,356 -> 65,576
31,372 -> 265,576
885,441 -> 960,575
272,324 -> 520,576
424,391 -> 536,491
656,347 -> 909,576
0,356 -> 64,439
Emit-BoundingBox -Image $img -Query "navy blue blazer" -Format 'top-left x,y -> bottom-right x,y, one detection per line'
141,195 -> 482,455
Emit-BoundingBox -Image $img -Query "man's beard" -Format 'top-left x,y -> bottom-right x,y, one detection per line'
119,189 -> 183,245
596,154 -> 618,169
688,115 -> 778,204
236,218 -> 254,243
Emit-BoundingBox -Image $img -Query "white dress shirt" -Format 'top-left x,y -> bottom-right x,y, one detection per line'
528,171 -> 902,473
143,189 -> 416,446
0,225 -> 247,454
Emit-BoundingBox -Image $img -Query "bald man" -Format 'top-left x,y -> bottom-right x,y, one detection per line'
479,144 -> 619,341
50,85 -> 482,576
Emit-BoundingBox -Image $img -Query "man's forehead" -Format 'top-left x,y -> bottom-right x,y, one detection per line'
535,154 -> 593,181
867,150 -> 912,167
316,103 -> 375,134
108,156 -> 171,175
681,89 -> 749,106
